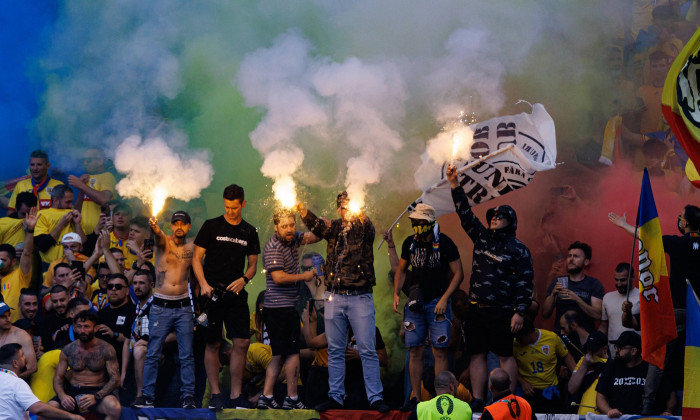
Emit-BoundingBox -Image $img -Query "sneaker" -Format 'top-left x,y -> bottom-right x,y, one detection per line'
470,398 -> 486,413
208,393 -> 225,411
257,395 -> 280,409
282,395 -> 308,410
400,397 -> 418,412
132,395 -> 154,408
314,398 -> 343,412
230,395 -> 252,409
182,396 -> 196,409
370,399 -> 390,413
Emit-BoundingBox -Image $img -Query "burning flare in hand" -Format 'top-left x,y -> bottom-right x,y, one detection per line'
273,176 -> 297,209
151,187 -> 167,217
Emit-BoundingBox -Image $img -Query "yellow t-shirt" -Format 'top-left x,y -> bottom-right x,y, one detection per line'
1,267 -> 32,322
513,329 -> 568,389
0,217 -> 25,247
574,355 -> 607,415
34,208 -> 75,263
8,178 -> 64,211
80,172 -> 116,234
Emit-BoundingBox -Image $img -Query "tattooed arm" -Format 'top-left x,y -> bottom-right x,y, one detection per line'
97,342 -> 120,398
54,347 -> 75,411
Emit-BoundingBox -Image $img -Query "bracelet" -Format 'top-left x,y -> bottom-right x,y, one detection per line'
387,244 -> 395,248
242,275 -> 250,284
24,229 -> 34,234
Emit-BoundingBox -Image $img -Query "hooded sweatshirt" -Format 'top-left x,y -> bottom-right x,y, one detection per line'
451,187 -> 533,313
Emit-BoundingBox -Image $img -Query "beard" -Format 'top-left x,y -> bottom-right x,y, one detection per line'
79,332 -> 94,342
567,265 -> 583,275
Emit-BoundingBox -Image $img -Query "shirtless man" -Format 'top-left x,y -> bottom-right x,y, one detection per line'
47,310 -> 121,420
0,301 -> 37,379
133,211 -> 196,409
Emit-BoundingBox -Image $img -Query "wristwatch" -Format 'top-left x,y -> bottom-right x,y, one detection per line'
94,393 -> 102,402
113,331 -> 119,339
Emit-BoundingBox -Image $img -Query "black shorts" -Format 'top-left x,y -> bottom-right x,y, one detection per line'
264,306 -> 301,356
200,288 -> 250,343
51,384 -> 104,414
466,306 -> 514,357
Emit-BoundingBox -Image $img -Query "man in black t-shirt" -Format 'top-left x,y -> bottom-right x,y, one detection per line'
596,331 -> 661,417
192,184 -> 260,410
96,274 -> 136,369
392,203 -> 463,411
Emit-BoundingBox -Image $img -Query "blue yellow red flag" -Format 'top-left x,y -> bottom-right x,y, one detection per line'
685,281 -> 700,419
661,27 -> 700,189
636,168 -> 677,369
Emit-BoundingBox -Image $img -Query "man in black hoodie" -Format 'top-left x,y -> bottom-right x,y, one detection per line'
446,165 -> 534,412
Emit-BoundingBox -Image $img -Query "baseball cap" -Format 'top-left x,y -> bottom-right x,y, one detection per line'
583,331 -> 608,353
409,203 -> 436,223
611,331 -> 641,350
0,302 -> 13,316
171,211 -> 191,224
61,232 -> 82,245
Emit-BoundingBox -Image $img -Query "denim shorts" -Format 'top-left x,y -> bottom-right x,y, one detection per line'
403,297 -> 452,348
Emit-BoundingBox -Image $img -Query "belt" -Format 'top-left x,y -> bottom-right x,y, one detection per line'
470,301 -> 494,309
153,296 -> 190,308
333,287 -> 372,296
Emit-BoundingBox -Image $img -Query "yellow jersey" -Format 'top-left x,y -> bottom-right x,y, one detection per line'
0,217 -> 25,247
80,172 -> 116,233
8,178 -> 64,211
1,267 -> 32,322
43,253 -> 95,288
34,208 -> 75,263
513,329 -> 568,389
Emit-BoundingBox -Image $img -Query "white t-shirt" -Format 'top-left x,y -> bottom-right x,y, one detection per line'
0,369 -> 40,420
601,288 -> 640,354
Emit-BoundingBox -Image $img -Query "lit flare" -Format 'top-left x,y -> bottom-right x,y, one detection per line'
151,187 -> 167,217
273,176 -> 297,209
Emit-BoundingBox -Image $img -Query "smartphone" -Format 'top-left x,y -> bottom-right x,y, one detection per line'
100,203 -> 110,215
71,260 -> 86,278
144,238 -> 155,253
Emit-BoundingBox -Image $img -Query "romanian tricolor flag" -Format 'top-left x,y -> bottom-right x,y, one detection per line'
636,168 -> 677,369
661,27 -> 700,188
685,281 -> 700,419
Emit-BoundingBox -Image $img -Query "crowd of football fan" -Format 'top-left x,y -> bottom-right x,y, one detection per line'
2,5 -> 700,418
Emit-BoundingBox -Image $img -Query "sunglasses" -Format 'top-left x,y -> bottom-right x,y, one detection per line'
106,284 -> 126,291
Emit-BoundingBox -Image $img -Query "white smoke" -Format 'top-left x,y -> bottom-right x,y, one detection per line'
236,30 -> 407,207
114,135 -> 214,209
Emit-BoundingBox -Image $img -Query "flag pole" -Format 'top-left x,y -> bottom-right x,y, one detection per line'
626,222 -> 639,302
377,145 -> 515,250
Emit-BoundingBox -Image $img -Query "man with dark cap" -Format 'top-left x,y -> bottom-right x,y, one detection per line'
295,191 -> 390,413
134,211 -> 196,409
446,165 -> 534,412
393,203 -> 463,411
596,331 -> 675,417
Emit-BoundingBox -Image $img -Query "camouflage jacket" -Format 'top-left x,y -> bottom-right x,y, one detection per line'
451,187 -> 533,313
301,210 -> 376,290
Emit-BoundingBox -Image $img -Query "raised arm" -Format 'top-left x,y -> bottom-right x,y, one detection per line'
148,217 -> 168,248
608,212 -> 637,237
20,207 -> 37,275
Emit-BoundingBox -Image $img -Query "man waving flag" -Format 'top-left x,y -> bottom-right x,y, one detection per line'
636,168 -> 677,368
662,27 -> 700,188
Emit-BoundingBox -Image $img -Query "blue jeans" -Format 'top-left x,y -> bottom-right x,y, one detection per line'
324,291 -> 383,404
403,297 -> 452,348
142,303 -> 195,399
